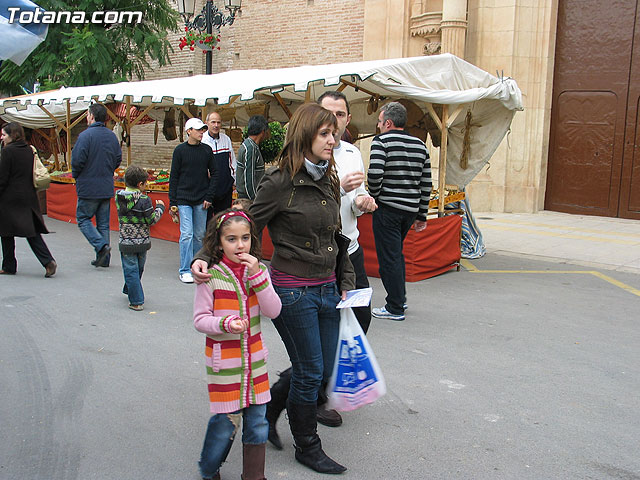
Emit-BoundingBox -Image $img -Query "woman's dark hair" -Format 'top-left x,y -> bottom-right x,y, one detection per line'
124,165 -> 149,188
2,122 -> 25,142
277,103 -> 341,202
202,208 -> 261,266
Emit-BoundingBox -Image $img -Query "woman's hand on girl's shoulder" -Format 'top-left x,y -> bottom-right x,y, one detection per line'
237,253 -> 259,276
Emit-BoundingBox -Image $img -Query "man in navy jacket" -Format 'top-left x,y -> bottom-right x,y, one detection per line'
72,103 -> 122,267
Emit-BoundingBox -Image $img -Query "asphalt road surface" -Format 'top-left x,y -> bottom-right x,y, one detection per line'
1,219 -> 639,480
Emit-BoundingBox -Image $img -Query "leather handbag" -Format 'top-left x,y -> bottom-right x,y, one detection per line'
32,146 -> 51,191
228,117 -> 244,143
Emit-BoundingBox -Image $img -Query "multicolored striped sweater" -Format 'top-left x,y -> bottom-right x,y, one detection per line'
193,260 -> 282,413
115,188 -> 164,253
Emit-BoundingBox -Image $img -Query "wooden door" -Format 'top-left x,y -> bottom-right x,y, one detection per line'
546,0 -> 639,217
620,16 -> 640,219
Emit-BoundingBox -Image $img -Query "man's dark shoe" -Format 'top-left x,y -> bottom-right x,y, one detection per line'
317,404 -> 342,427
94,245 -> 111,267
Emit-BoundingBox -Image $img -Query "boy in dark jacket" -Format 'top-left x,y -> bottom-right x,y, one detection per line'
115,166 -> 165,311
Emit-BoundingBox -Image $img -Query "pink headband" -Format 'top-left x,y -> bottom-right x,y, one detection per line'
216,210 -> 252,229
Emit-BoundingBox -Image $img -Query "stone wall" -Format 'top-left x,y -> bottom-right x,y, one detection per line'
464,0 -> 558,212
124,0 -> 557,214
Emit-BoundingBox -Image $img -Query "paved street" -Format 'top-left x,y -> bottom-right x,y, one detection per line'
1,217 -> 639,480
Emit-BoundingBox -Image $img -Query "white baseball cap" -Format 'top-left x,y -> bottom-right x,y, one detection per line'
185,118 -> 207,131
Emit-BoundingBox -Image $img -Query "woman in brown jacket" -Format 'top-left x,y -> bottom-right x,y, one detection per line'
0,122 -> 56,277
249,104 -> 354,475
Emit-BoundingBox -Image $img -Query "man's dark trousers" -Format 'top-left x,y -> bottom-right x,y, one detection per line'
372,204 -> 417,316
349,246 -> 371,333
206,190 -> 233,225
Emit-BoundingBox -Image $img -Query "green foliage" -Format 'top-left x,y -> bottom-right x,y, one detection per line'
0,0 -> 179,95
261,121 -> 286,164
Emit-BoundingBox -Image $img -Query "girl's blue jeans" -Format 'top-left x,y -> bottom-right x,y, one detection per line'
199,404 -> 268,479
271,282 -> 341,405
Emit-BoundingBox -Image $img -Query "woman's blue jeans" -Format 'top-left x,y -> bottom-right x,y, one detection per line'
199,404 -> 268,479
121,251 -> 146,306
272,282 -> 341,405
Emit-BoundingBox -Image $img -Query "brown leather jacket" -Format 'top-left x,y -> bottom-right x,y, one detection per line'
193,166 -> 355,291
249,166 -> 354,291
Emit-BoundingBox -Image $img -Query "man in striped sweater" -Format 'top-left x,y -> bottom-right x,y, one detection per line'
368,102 -> 432,321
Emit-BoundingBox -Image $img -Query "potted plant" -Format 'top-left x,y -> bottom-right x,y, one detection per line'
178,28 -> 220,51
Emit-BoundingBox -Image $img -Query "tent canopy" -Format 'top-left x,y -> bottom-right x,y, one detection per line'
0,54 -> 523,187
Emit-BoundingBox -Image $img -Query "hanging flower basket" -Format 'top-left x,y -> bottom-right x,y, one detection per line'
178,28 -> 221,52
196,42 -> 213,51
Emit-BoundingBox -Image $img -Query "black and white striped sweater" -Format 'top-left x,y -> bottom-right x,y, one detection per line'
367,130 -> 432,221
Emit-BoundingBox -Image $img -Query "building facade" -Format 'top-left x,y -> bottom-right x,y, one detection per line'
133,0 -> 638,219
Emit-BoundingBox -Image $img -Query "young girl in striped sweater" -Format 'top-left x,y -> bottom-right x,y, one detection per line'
193,209 -> 281,480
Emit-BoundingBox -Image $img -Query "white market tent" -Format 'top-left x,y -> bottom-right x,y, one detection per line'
0,53 -> 522,212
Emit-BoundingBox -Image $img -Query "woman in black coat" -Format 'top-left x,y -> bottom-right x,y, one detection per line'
0,122 -> 56,277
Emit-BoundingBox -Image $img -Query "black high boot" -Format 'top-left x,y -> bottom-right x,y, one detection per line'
287,402 -> 347,474
265,367 -> 291,450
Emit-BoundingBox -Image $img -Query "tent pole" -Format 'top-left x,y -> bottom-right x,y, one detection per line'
66,100 -> 71,171
438,104 -> 449,217
178,104 -> 194,119
69,111 -> 88,130
37,104 -> 67,131
38,104 -> 66,170
34,127 -> 58,171
55,127 -> 64,170
126,97 -> 132,166
272,93 -> 292,119
95,101 -> 120,124
129,104 -> 154,127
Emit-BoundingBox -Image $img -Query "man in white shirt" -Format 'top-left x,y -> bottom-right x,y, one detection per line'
201,111 -> 236,223
319,90 -> 377,334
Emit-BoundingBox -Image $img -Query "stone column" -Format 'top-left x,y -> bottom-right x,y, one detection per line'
441,0 -> 467,57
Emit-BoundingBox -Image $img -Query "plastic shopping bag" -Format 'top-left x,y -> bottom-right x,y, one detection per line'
326,308 -> 386,412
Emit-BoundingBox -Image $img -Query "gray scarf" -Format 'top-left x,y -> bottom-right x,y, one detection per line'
304,158 -> 329,181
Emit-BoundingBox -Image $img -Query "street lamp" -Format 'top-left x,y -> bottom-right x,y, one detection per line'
178,0 -> 242,74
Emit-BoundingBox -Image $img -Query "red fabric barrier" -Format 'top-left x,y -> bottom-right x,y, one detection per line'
47,184 -> 460,281
260,213 -> 461,282
46,182 -> 179,242
358,213 -> 461,281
